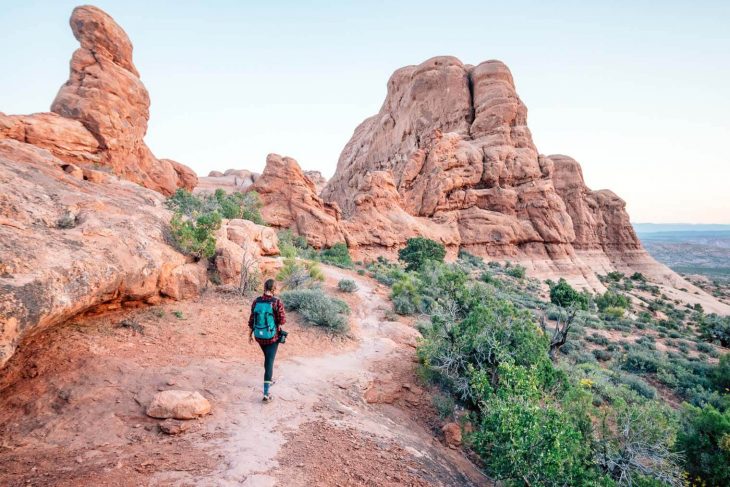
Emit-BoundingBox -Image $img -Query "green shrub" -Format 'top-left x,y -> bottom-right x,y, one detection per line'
677,403 -> 730,486
630,272 -> 646,282
622,350 -> 661,373
618,373 -> 657,399
595,398 -> 681,484
457,249 -> 484,269
391,273 -> 422,315
277,257 -> 324,289
432,393 -> 456,419
549,278 -> 590,310
169,211 -> 221,259
337,278 -> 357,293
592,349 -> 613,362
320,242 -> 353,268
696,342 -> 713,354
595,290 -> 631,311
606,271 -> 625,282
505,264 -> 526,279
398,237 -> 446,272
469,364 -> 599,486
602,306 -> 626,320
280,288 -> 350,332
713,353 -> 730,392
699,314 -> 730,347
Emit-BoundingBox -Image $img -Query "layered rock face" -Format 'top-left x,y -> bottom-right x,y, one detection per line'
0,5 -> 196,195
551,155 -> 641,253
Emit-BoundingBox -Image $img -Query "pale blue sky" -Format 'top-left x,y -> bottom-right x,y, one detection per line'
1,1 -> 728,223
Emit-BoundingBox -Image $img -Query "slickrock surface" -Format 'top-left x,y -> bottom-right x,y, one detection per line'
0,5 -> 196,195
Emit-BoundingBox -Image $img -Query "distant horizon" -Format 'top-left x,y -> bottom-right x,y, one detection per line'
632,223 -> 730,232
1,1 -> 728,224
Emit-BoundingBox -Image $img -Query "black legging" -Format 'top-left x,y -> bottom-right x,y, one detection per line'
259,341 -> 279,383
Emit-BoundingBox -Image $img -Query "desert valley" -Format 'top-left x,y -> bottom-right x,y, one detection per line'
1,5 -> 729,487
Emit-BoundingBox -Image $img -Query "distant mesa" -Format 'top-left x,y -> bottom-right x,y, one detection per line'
0,5 -> 196,195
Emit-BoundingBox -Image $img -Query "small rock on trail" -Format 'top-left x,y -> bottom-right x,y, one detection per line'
146,390 -> 211,419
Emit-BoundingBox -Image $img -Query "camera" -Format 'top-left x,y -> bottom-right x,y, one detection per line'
278,330 -> 288,344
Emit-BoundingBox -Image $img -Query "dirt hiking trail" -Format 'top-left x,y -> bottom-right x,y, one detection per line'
0,264 -> 487,486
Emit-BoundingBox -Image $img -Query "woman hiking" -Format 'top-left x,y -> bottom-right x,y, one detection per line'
248,279 -> 286,402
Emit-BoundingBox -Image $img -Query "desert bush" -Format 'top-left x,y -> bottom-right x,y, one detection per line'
630,272 -> 646,282
602,306 -> 627,320
398,237 -> 446,272
595,398 -> 681,485
606,271 -> 625,282
696,342 -> 713,354
169,211 -> 221,259
469,363 -> 601,486
549,278 -> 590,310
457,249 -> 484,269
596,290 -> 631,311
277,257 -> 324,289
505,264 -> 527,279
280,288 -> 350,332
622,350 -> 661,374
391,272 -> 423,315
320,242 -> 353,268
617,373 -> 657,399
592,349 -> 613,362
677,403 -> 730,487
587,333 -> 609,346
337,278 -> 357,293
699,314 -> 730,347
432,393 -> 456,419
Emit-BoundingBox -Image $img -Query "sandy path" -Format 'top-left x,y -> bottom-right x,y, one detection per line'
0,265 -> 486,486
178,267 -> 486,486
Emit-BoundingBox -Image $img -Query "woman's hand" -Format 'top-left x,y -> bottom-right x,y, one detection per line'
248,330 -> 254,344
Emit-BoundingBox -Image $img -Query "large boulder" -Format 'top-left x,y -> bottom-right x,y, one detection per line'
213,219 -> 279,285
0,6 -> 197,195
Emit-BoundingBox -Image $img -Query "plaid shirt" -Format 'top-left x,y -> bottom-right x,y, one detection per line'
248,294 -> 286,345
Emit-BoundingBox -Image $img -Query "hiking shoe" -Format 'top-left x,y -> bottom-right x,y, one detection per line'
262,394 -> 273,403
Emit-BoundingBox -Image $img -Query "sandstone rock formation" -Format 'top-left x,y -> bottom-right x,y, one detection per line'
0,6 -> 279,368
213,219 -> 279,285
0,5 -> 196,195
250,154 -> 347,248
270,55 -> 720,303
304,170 -> 327,194
321,57 -> 577,264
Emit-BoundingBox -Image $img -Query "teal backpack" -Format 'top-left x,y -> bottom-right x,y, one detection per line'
253,300 -> 276,340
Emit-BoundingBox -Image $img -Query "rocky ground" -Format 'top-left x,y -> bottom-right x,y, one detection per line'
0,264 -> 487,486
